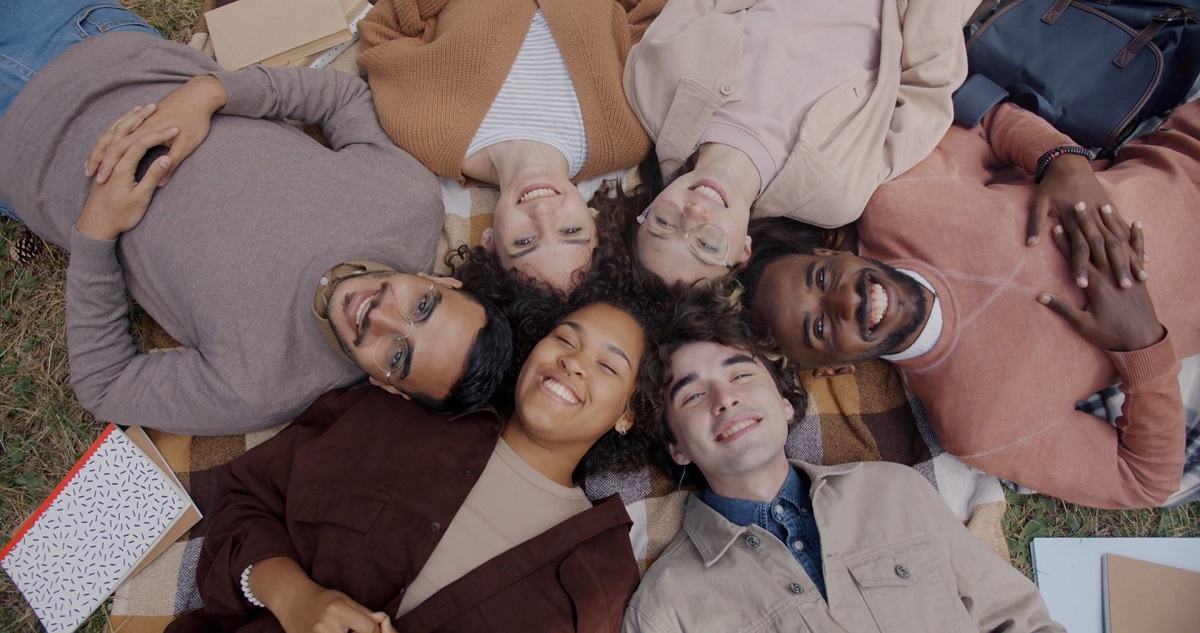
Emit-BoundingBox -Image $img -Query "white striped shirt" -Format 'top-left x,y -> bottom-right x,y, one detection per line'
466,9 -> 589,177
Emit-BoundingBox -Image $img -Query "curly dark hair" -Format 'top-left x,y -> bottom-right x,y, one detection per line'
737,217 -> 845,316
405,294 -> 513,416
631,276 -> 807,487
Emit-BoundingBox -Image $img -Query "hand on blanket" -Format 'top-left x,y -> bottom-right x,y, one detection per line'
1038,220 -> 1165,353
1029,154 -> 1148,287
85,75 -> 227,187
74,126 -> 177,241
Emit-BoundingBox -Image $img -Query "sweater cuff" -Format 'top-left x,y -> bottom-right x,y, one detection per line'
1106,331 -> 1179,388
1016,128 -> 1076,175
68,228 -> 121,277
210,67 -> 271,118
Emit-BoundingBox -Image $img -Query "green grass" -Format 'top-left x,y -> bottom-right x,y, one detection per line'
0,1 -> 1198,631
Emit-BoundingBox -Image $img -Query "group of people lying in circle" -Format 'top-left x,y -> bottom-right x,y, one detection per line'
2,0 -> 1197,630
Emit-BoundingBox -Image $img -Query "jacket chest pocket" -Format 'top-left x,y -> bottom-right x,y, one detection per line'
846,539 -> 962,633
290,481 -> 391,593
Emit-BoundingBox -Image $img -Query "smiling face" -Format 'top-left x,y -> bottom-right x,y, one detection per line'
636,162 -> 754,285
327,271 -> 486,400
488,177 -> 598,292
753,250 -> 932,371
663,341 -> 794,488
511,303 -> 645,452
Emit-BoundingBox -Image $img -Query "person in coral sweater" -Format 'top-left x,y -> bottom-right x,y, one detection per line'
739,101 -> 1200,509
357,0 -> 664,292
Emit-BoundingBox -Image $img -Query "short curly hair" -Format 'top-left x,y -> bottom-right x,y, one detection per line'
738,217 -> 845,317
634,276 -> 807,451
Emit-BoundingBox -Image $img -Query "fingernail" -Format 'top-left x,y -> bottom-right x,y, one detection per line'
158,157 -> 171,168
1135,221 -> 1143,229
1138,270 -> 1149,280
1077,277 -> 1088,288
132,105 -> 142,111
1027,236 -> 1037,246
1101,204 -> 1113,214
1038,294 -> 1051,304
1120,278 -> 1132,288
1143,253 -> 1150,263
1054,225 -> 1064,234
169,127 -> 179,133
1075,201 -> 1087,212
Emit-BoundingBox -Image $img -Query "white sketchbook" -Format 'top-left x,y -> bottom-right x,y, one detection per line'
0,425 -> 197,632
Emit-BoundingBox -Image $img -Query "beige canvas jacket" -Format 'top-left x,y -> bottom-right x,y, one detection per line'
623,0 -> 979,228
624,461 -> 1064,633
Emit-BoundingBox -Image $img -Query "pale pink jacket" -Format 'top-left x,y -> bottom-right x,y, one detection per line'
623,0 -> 980,228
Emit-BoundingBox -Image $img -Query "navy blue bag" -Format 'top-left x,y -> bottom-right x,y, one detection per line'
954,0 -> 1200,152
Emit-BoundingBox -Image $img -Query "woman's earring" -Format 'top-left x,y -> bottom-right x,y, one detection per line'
616,422 -> 628,436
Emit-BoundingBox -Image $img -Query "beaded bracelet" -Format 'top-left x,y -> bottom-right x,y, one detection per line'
1034,145 -> 1095,183
240,564 -> 266,608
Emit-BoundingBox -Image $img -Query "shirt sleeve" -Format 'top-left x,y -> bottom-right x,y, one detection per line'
209,65 -> 393,152
880,0 -> 970,179
977,103 -> 1077,174
911,472 -> 1067,633
192,420 -> 311,615
65,228 -> 266,434
963,334 -> 1184,509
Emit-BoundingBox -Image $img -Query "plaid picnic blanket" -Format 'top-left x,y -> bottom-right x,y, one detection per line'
102,24 -> 1018,633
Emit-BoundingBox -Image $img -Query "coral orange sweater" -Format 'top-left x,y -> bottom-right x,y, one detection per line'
860,103 -> 1200,508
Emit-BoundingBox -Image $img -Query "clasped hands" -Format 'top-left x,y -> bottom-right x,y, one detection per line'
74,75 -> 226,241
1030,160 -> 1165,352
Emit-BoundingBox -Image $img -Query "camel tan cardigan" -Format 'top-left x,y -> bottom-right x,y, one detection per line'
358,0 -> 663,183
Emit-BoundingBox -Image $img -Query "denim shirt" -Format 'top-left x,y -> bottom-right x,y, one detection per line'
703,466 -> 826,598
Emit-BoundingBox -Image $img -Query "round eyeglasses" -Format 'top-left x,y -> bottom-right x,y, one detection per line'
637,201 -> 731,267
372,283 -> 436,385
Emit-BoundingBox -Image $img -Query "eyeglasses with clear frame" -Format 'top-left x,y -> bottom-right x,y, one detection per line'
637,201 -> 731,267
372,282 -> 437,385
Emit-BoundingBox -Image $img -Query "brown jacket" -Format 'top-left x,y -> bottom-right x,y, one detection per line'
625,461 -> 1063,633
357,0 -> 663,183
168,388 -> 639,632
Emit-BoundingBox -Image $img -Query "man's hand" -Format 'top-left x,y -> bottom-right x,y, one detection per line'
249,557 -> 394,633
1038,221 -> 1164,352
85,75 -> 227,187
1028,154 -> 1149,287
74,126 -> 178,241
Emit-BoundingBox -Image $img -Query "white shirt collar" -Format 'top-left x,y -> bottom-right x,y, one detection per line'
880,269 -> 942,362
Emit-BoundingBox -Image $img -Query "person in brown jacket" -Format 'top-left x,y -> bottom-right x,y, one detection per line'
358,0 -> 664,292
167,301 -> 650,633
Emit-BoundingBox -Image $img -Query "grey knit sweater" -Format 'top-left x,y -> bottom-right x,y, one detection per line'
0,32 -> 444,434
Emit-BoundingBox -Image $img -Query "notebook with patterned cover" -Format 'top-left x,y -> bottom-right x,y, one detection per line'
0,425 -> 198,632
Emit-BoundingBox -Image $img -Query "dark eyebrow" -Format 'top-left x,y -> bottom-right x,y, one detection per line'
723,354 -> 756,368
806,260 -> 815,290
562,321 -> 632,369
510,238 -> 591,260
802,314 -> 813,349
668,372 -> 698,402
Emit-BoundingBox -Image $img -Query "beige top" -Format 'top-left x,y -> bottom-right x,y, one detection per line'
624,0 -> 980,228
625,460 -> 1064,633
397,438 -> 593,615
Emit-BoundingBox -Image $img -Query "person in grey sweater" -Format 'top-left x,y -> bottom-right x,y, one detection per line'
0,1 -> 512,433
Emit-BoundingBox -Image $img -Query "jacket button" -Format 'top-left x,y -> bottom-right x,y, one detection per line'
895,564 -> 910,578
431,522 -> 441,532
720,82 -> 734,96
463,469 -> 474,478
790,582 -> 804,594
745,535 -> 760,549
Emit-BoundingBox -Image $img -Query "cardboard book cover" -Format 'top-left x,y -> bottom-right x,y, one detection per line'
206,0 -> 352,70
1103,553 -> 1200,633
0,425 -> 200,632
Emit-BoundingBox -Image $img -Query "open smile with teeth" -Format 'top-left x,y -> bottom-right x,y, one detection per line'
866,275 -> 888,333
692,184 -> 726,207
542,376 -> 580,404
353,291 -> 378,336
519,187 -> 559,203
717,418 -> 758,441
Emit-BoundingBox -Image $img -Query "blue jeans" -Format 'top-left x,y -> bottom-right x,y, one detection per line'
0,0 -> 161,221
